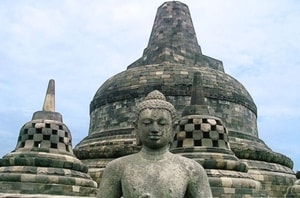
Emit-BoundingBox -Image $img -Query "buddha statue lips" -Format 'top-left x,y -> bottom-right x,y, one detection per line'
148,133 -> 162,140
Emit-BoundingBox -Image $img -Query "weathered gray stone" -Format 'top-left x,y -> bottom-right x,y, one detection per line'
0,80 -> 97,197
0,1 -> 297,197
97,90 -> 212,197
73,1 -> 296,197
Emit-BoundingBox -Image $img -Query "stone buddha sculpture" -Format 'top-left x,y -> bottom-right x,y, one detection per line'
97,90 -> 212,198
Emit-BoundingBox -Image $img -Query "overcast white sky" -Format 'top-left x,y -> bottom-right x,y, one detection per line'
0,0 -> 299,171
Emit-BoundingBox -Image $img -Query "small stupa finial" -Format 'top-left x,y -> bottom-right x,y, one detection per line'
181,71 -> 214,116
42,79 -> 55,112
190,72 -> 205,105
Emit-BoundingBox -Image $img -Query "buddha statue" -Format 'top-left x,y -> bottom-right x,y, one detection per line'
97,90 -> 212,198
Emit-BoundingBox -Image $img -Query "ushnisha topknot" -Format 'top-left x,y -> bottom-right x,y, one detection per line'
137,90 -> 177,121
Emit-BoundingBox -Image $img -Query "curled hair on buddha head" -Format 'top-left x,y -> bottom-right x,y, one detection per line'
136,90 -> 177,122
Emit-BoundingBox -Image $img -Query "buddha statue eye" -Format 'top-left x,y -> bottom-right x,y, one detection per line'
142,119 -> 152,125
158,119 -> 169,126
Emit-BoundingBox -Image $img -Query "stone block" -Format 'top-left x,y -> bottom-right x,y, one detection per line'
24,140 -> 34,148
207,118 -> 217,125
182,138 -> 194,147
216,125 -> 224,133
58,143 -> 66,151
201,123 -> 211,132
218,140 -> 227,149
184,123 -> 194,132
193,130 -> 202,140
177,131 -> 186,140
20,174 -> 36,182
179,119 -> 188,125
209,131 -> 219,140
28,128 -> 36,135
193,118 -> 202,124
43,128 -> 52,135
201,138 -> 213,147
51,135 -> 59,143
34,133 -> 43,141
41,141 -> 51,148
58,129 -> 65,137
35,123 -> 45,128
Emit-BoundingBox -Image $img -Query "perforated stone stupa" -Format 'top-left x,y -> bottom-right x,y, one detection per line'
0,80 -> 97,197
171,72 -> 266,197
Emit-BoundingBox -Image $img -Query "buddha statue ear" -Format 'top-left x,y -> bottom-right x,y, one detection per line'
133,121 -> 142,146
169,120 -> 178,145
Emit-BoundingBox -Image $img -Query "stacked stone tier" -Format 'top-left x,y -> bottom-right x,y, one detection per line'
230,133 -> 293,168
74,128 -> 139,159
207,169 -> 267,197
286,171 -> 300,197
243,159 -> 296,197
0,117 -> 97,196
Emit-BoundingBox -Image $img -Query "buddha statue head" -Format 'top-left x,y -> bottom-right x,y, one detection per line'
135,90 -> 177,149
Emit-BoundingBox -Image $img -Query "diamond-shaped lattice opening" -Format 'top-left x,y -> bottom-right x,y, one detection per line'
219,133 -> 224,140
177,140 -> 183,147
23,128 -> 28,135
51,143 -> 57,148
43,135 -> 50,140
213,140 -> 218,147
194,140 -> 202,146
186,132 -> 193,138
36,128 -> 42,134
66,145 -> 70,152
203,132 -> 209,138
34,141 -> 41,148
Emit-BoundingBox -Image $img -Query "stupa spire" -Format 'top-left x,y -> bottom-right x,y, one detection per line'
182,72 -> 213,116
32,79 -> 62,121
190,72 -> 205,105
42,79 -> 55,111
146,1 -> 202,56
128,1 -> 224,71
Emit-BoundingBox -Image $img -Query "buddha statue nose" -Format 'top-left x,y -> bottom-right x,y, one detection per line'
151,122 -> 159,133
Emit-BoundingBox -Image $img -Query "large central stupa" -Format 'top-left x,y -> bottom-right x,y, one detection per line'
74,1 -> 297,197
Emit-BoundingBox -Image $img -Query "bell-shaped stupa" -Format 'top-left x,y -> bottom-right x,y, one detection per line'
75,1 -> 296,196
0,80 -> 97,197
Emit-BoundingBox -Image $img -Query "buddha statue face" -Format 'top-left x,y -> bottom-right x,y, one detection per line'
137,108 -> 174,149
